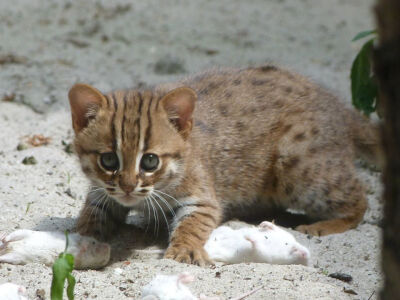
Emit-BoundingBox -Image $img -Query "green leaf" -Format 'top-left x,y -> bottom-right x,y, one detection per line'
352,30 -> 376,42
50,232 -> 76,300
350,38 -> 378,116
66,273 -> 76,300
51,254 -> 74,300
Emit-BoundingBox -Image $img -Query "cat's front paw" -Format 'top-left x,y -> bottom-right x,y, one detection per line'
296,223 -> 332,236
164,244 -> 213,267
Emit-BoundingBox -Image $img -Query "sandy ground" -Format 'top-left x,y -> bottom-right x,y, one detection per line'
0,0 -> 383,299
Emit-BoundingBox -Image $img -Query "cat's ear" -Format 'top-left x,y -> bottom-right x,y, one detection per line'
160,87 -> 196,139
68,83 -> 105,133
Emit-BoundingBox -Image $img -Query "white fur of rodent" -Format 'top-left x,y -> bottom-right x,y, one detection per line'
141,272 -> 198,300
141,272 -> 262,300
204,221 -> 310,265
0,230 -> 110,269
0,282 -> 29,300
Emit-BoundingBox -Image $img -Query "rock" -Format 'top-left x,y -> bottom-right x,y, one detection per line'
22,156 -> 37,165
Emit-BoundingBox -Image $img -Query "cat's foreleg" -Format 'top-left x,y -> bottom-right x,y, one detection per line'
164,199 -> 221,266
76,189 -> 130,240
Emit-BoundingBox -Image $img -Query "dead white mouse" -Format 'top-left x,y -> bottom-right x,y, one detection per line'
141,272 -> 262,300
141,272 -> 198,300
0,230 -> 110,269
204,221 -> 310,265
0,283 -> 29,300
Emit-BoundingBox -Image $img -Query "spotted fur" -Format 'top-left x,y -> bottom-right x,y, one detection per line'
69,66 -> 382,265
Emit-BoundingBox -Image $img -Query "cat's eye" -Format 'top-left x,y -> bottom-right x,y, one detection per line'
140,153 -> 159,172
100,152 -> 119,171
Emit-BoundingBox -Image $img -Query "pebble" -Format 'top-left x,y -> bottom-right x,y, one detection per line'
22,156 -> 37,165
114,268 -> 124,275
329,272 -> 353,283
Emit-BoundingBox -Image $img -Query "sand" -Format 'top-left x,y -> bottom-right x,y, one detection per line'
0,0 -> 381,299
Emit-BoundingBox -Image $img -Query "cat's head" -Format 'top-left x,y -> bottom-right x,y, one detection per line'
68,83 -> 196,207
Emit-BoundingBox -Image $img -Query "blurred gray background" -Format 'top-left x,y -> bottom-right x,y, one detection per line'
0,0 -> 374,113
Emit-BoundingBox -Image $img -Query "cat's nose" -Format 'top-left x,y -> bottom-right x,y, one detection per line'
121,184 -> 134,195
119,172 -> 137,195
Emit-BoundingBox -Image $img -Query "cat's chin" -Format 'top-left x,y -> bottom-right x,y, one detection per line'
114,195 -> 146,208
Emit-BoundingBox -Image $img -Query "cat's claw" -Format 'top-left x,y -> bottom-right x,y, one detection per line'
296,224 -> 330,236
164,245 -> 213,267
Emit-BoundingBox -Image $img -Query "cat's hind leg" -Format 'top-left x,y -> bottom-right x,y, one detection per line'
296,160 -> 367,236
277,154 -> 367,236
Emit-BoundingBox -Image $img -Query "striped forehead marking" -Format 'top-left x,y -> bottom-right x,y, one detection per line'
105,90 -> 165,178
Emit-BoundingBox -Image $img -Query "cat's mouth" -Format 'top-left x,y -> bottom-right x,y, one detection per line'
113,193 -> 147,208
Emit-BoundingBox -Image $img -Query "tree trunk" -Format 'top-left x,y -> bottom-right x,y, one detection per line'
374,1 -> 400,299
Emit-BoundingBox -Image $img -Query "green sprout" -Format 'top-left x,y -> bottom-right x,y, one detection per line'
51,231 -> 76,300
67,172 -> 72,186
25,202 -> 33,214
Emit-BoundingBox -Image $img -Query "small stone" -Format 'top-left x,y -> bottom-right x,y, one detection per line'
62,140 -> 74,154
283,275 -> 295,282
64,188 -> 76,199
36,288 -> 46,299
154,55 -> 186,75
114,268 -> 124,275
329,272 -> 353,283
343,287 -> 357,295
17,143 -> 28,151
2,92 -> 16,102
22,156 -> 37,165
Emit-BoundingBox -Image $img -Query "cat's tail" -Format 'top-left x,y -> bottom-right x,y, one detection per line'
349,111 -> 384,169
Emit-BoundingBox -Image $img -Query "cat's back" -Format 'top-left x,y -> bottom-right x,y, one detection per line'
185,66 -> 317,122
180,66 -> 351,158
182,66 -> 349,141
172,66 -> 356,202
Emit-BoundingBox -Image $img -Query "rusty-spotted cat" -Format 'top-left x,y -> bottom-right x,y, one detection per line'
68,66 -> 382,265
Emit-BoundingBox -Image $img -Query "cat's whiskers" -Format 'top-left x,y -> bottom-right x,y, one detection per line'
148,195 -> 159,238
87,190 -> 107,235
86,189 -> 103,224
152,191 -> 176,218
143,197 -> 151,235
99,191 -> 110,238
153,189 -> 182,208
105,193 -> 114,236
150,194 -> 170,234
93,191 -> 108,238
88,186 -> 106,194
